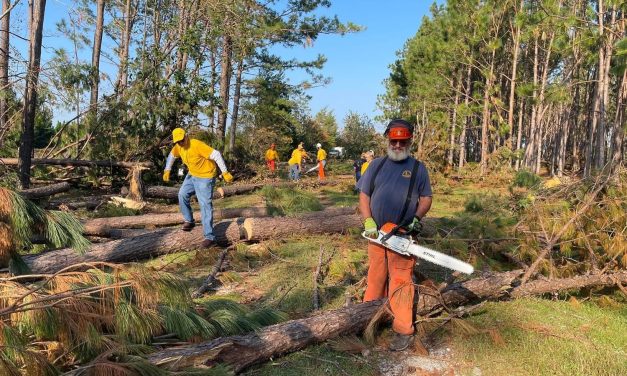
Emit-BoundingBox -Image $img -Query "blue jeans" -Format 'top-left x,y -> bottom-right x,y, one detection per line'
178,174 -> 215,240
289,164 -> 300,180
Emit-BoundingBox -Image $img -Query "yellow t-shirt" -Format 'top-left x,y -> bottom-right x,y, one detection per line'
171,139 -> 218,178
265,149 -> 278,161
317,149 -> 327,161
288,148 -> 303,165
360,161 -> 370,176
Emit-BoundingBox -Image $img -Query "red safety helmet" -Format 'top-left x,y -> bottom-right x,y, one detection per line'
384,119 -> 414,140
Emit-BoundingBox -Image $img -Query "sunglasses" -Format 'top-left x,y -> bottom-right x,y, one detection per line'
389,139 -> 409,146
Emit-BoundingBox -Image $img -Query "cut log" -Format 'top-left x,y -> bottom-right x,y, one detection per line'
147,270 -> 627,372
242,209 -> 359,241
0,158 -> 153,169
23,208 -> 360,274
82,207 -> 269,237
19,182 -> 71,199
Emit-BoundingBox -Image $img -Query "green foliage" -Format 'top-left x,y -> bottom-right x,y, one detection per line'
1,189 -> 89,266
512,170 -> 541,189
260,186 -> 323,215
337,112 -> 378,159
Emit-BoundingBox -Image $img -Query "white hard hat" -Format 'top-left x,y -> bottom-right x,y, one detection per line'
316,143 -> 321,148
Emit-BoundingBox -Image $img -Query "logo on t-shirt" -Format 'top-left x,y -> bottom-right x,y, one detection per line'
402,170 -> 412,178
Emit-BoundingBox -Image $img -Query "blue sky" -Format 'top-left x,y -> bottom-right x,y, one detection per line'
12,0 -> 434,131
274,0 -> 433,130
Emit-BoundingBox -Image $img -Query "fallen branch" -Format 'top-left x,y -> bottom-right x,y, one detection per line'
191,246 -> 232,298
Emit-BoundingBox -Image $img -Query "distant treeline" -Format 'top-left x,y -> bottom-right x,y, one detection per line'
379,0 -> 625,176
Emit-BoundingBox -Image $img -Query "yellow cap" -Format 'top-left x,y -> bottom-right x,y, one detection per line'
172,128 -> 185,143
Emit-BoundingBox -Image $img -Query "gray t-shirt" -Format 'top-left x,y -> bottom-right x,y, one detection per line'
357,156 -> 432,227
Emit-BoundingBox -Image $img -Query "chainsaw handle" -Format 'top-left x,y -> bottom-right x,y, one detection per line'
380,218 -> 414,243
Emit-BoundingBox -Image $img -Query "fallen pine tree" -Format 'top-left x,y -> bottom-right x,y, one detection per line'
0,157 -> 153,169
19,182 -> 72,199
21,208 -> 360,274
82,206 -> 269,236
147,269 -> 627,372
144,179 -> 333,200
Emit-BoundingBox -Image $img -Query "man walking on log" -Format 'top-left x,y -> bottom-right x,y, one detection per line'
163,128 -> 233,248
265,143 -> 279,173
357,119 -> 432,351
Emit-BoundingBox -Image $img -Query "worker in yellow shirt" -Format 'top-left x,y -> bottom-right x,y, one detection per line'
162,128 -> 233,248
361,150 -> 374,176
316,143 -> 327,180
265,143 -> 279,172
288,143 -> 305,180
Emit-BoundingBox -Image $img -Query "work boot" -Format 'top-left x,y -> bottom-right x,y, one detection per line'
182,221 -> 195,231
201,239 -> 214,248
388,333 -> 413,351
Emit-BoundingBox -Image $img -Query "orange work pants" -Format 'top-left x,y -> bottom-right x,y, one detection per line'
318,161 -> 326,180
267,160 -> 276,172
363,240 -> 416,335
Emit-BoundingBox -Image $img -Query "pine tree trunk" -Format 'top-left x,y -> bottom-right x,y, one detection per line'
89,0 -> 105,114
0,0 -> 10,147
480,49 -> 496,176
506,0 -> 523,157
18,0 -> 47,189
217,32 -> 232,146
458,64 -> 472,171
228,57 -> 244,155
115,0 -> 134,95
524,36 -> 540,170
448,71 -> 461,168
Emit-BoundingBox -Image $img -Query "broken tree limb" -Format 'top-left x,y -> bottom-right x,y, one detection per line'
81,207 -> 268,236
192,246 -> 231,298
147,270 -> 627,372
19,182 -> 72,200
0,158 -> 153,169
23,209 -> 360,274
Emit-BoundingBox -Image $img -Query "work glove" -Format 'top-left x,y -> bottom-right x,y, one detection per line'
222,171 -> 234,183
162,170 -> 170,182
406,216 -> 423,235
363,217 -> 378,239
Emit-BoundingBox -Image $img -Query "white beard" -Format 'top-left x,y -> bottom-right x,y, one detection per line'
387,145 -> 410,161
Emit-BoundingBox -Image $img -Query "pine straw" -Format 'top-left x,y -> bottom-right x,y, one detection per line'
0,188 -> 90,271
0,263 -> 285,374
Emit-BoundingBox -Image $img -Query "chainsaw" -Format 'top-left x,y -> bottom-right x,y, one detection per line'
362,222 -> 474,275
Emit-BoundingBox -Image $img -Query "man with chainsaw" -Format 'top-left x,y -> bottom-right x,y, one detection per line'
288,142 -> 305,181
163,128 -> 233,248
357,119 -> 433,351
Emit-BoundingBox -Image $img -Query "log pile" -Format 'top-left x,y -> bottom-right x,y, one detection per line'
148,270 -> 627,372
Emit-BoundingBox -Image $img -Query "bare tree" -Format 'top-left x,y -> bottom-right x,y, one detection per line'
18,0 -> 47,189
